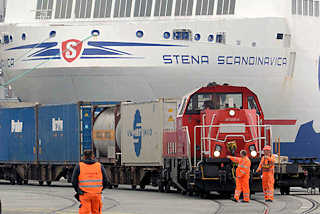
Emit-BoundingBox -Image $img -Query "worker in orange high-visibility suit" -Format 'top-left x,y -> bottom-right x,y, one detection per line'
256,145 -> 275,202
227,150 -> 251,203
72,150 -> 108,214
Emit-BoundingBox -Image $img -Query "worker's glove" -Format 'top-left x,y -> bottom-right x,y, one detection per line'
74,193 -> 80,202
253,169 -> 261,176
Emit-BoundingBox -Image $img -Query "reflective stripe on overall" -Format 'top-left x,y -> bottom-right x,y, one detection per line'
261,156 -> 275,200
79,162 -> 103,194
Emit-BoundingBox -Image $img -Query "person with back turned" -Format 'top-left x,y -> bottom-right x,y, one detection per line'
227,150 -> 251,203
256,145 -> 275,202
72,150 -> 108,214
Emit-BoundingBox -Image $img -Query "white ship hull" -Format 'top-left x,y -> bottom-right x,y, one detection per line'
1,0 -> 320,158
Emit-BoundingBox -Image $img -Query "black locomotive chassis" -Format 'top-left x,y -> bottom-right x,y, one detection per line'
1,157 -> 320,196
189,158 -> 263,194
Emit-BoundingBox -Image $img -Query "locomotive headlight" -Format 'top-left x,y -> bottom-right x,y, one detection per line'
229,110 -> 235,116
250,150 -> 257,157
214,150 -> 221,157
249,145 -> 257,157
214,145 -> 222,157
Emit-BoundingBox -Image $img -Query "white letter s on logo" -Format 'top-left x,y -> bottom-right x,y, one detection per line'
65,41 -> 77,59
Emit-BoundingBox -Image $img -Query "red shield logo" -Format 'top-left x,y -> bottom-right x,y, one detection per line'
61,39 -> 83,63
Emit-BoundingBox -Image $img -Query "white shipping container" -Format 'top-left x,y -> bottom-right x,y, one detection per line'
121,99 -> 177,166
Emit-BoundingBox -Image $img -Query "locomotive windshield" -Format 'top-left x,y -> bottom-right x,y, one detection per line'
185,93 -> 242,114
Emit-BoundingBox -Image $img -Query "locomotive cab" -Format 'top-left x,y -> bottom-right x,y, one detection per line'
177,83 -> 271,194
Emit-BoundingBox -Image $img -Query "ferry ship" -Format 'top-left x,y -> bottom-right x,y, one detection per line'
0,0 -> 320,158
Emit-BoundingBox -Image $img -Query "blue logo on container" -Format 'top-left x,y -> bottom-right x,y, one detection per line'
133,110 -> 142,157
127,109 -> 153,157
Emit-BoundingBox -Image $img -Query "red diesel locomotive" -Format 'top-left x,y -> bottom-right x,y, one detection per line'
162,82 -> 271,195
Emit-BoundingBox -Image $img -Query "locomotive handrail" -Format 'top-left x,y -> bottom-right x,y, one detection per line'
193,124 -> 272,163
201,135 -> 265,143
182,126 -> 193,168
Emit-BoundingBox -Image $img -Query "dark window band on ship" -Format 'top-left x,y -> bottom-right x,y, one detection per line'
34,0 -> 236,20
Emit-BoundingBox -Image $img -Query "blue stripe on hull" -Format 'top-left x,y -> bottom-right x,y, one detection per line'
279,121 -> 320,160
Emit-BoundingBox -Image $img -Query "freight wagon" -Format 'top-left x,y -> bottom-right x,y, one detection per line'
0,99 -> 178,188
0,101 -> 120,185
0,84 -> 320,197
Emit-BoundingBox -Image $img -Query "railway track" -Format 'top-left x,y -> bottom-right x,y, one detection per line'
102,195 -> 121,211
252,199 -> 270,214
47,193 -> 77,214
211,199 -> 224,214
211,198 -> 270,214
292,195 -> 320,214
0,187 -> 119,214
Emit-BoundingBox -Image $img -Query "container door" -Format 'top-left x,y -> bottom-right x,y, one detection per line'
38,104 -> 80,162
80,107 -> 93,153
0,109 -> 9,161
0,107 -> 37,162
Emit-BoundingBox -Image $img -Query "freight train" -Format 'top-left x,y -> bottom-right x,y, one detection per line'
0,83 -> 319,196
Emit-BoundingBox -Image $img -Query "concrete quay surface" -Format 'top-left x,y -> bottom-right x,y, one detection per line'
0,181 -> 320,214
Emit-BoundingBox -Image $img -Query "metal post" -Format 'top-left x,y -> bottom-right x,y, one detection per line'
0,199 -> 2,214
278,137 -> 281,173
274,135 -> 277,154
194,126 -> 197,168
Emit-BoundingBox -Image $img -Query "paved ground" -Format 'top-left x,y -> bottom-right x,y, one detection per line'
1,181 -> 320,214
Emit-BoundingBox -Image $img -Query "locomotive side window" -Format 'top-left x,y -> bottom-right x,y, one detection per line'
186,93 -> 242,114
178,96 -> 188,116
248,96 -> 261,115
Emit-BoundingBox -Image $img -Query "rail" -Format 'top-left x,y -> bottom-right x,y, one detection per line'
193,124 -> 272,167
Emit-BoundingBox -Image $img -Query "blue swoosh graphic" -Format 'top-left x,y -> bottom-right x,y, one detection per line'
24,57 -> 61,61
6,42 -> 58,51
7,41 -> 185,61
87,41 -> 184,47
82,48 -> 123,56
31,49 -> 60,57
80,57 -> 143,59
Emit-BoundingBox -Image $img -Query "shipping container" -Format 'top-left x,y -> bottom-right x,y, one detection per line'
121,99 -> 177,166
0,101 -> 120,185
37,101 -> 120,163
38,104 -> 80,162
0,106 -> 37,162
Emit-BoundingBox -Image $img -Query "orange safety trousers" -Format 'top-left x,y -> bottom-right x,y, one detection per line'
234,175 -> 250,202
262,172 -> 274,200
79,193 -> 102,214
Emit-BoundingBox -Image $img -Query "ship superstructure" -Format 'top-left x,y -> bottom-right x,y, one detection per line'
0,0 -> 320,157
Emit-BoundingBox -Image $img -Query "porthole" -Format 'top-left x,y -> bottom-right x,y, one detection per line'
194,33 -> 201,41
208,34 -> 214,42
3,35 -> 9,44
163,32 -> 170,39
21,33 -> 26,40
49,30 -> 56,38
136,30 -> 144,38
91,30 -> 100,37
